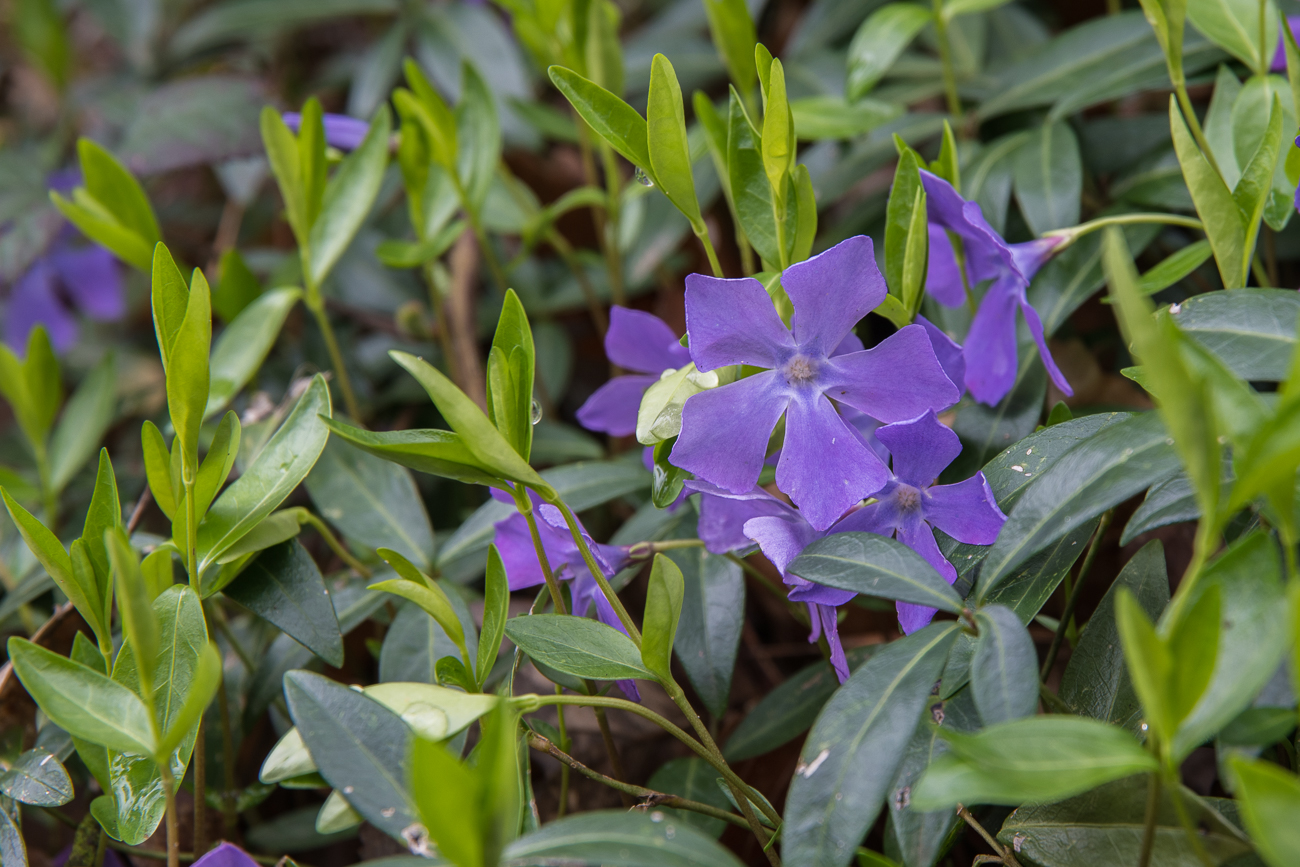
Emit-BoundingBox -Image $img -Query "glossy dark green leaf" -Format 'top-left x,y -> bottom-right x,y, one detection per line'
1171,531 -> 1288,759
0,800 -> 24,867
206,287 -> 301,420
788,532 -> 965,613
0,748 -> 72,806
505,614 -> 652,681
1012,120 -> 1081,234
997,775 -> 1252,865
971,604 -> 1038,725
667,545 -> 743,719
912,717 -> 1157,809
1060,540 -> 1169,733
503,810 -> 745,866
646,757 -> 733,838
48,354 -> 117,494
977,412 -> 1179,599
305,434 -> 435,570
723,646 -> 877,761
196,374 -> 331,577
224,540 -> 343,666
846,3 -> 932,100
949,359 -> 1046,478
1172,288 -> 1300,381
1170,95 -> 1247,289
285,670 -> 417,840
972,519 -> 1097,627
549,66 -> 652,175
784,623 -> 959,867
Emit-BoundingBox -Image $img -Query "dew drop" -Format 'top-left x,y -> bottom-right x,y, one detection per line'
634,167 -> 655,187
343,786 -> 354,794
1013,833 -> 1026,852
531,399 -> 543,425
665,826 -> 676,839
650,811 -> 665,823
381,807 -> 396,818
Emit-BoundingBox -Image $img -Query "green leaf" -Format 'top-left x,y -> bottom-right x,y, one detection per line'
206,287 -> 301,420
723,646 -> 877,761
151,246 -> 212,474
213,248 -> 262,323
784,623 -> 959,867
912,716 -> 1158,809
196,374 -> 331,578
402,59 -> 457,171
76,138 -> 161,251
666,545 -> 743,719
410,734 -> 483,866
1230,756 -> 1300,867
727,89 -> 780,267
788,532 -> 966,613
1115,585 -> 1176,742
583,0 -> 625,96
193,412 -> 241,521
647,54 -> 702,227
390,351 -> 548,492
846,3 -> 933,100
372,553 -> 467,657
761,60 -> 795,207
1187,0 -> 1277,70
308,105 -> 391,287
8,638 -> 154,755
1060,540 -> 1169,732
971,604 -> 1038,725
997,775 -> 1252,865
261,107 -> 309,247
108,529 -> 159,707
977,412 -> 1180,599
284,670 -> 418,839
1165,583 -> 1221,734
1013,120 -> 1082,235
156,639 -> 221,760
486,289 -> 536,461
503,810 -> 745,866
141,421 -> 178,521
2,489 -> 102,639
506,613 -> 653,681
298,98 -> 327,235
0,748 -> 72,807
48,354 -> 117,494
0,327 -> 61,449
1169,96 -> 1248,288
884,146 -> 923,302
1132,238 -> 1214,296
641,553 -> 684,683
478,545 -> 509,688
223,540 -> 344,666
1175,288 -> 1300,383
702,0 -> 757,97
454,63 -> 500,215
79,450 -> 119,607
549,66 -> 652,176
305,434 -> 435,570
321,418 -> 502,489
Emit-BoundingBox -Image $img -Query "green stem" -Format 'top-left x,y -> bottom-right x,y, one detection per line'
1046,213 -> 1205,251
526,730 -> 749,828
298,511 -> 372,577
34,444 -> 57,529
694,223 -> 725,278
161,765 -> 180,867
1167,771 -> 1215,867
554,686 -> 571,817
548,498 -> 640,643
1163,516 -> 1217,629
1259,0 -> 1271,78
185,481 -> 198,590
305,291 -> 362,421
597,141 -> 627,306
194,718 -> 207,857
1041,510 -> 1113,680
217,668 -> 238,839
932,0 -> 963,120
1138,771 -> 1162,867
422,263 -> 460,385
547,229 -> 608,337
1175,85 -> 1225,180
518,496 -> 568,617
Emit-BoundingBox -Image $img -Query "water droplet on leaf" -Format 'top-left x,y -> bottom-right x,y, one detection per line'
634,167 -> 654,187
531,399 -> 543,425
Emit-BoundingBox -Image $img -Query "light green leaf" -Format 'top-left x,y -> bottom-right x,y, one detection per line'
486,289 -> 535,461
549,66 -> 652,176
647,54 -> 702,227
477,545 -> 509,688
2,489 -> 101,638
454,63 -> 500,214
206,287 -> 301,419
760,59 -> 795,208
320,419 -> 502,489
141,421 -> 177,521
308,105 -> 391,287
76,138 -> 161,251
1169,95 -> 1247,288
641,553 -> 684,683
1230,756 -> 1300,867
372,551 -> 467,654
1187,0 -> 1277,71
702,0 -> 757,97
48,354 -> 117,494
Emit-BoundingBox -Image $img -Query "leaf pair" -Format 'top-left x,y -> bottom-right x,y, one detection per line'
261,99 -> 392,290
50,139 -> 161,273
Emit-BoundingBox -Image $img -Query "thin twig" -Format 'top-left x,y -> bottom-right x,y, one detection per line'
958,804 -> 1021,867
127,487 -> 153,534
447,228 -> 487,411
1138,770 -> 1162,867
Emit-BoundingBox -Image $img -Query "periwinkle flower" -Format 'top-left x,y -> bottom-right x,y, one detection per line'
190,843 -> 258,867
920,170 -> 1072,406
846,410 -> 1006,633
283,112 -> 372,151
576,306 -> 691,437
491,492 -> 639,700
672,236 -> 960,532
6,234 -> 124,352
1273,18 -> 1300,71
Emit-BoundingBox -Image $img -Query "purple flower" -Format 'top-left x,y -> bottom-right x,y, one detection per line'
1272,17 -> 1300,71
283,112 -> 372,151
191,843 -> 259,867
920,170 -> 1072,406
6,234 -> 124,352
843,411 -> 1005,633
576,306 -> 691,437
671,236 -> 960,531
491,491 -> 639,699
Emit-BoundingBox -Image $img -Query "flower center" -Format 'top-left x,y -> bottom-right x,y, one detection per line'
783,354 -> 820,386
895,484 -> 922,512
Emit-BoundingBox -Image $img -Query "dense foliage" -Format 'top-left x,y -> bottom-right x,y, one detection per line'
4,0 -> 1300,865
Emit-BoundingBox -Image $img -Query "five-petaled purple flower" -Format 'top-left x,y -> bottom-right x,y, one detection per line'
491,491 -> 639,700
283,112 -> 372,151
921,170 -> 1072,406
672,236 -> 960,532
576,306 -> 691,436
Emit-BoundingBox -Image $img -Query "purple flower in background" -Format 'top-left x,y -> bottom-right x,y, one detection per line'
6,233 -> 124,352
672,236 -> 960,531
845,411 -> 1005,633
283,112 -> 372,151
191,844 -> 259,867
1272,17 -> 1300,71
920,170 -> 1071,406
576,306 -> 692,436
492,492 -> 640,699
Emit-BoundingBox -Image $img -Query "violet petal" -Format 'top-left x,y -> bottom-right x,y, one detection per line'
961,278 -> 1021,405
575,374 -> 658,436
925,224 -> 967,307
6,259 -> 76,352
50,245 -> 124,320
875,410 -> 961,488
821,324 -> 960,422
605,305 -> 691,373
672,371 -> 787,493
924,473 -> 1006,545
782,236 -> 886,356
684,273 -> 796,371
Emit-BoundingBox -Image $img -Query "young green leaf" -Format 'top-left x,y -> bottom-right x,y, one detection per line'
1115,586 -> 1175,743
792,164 -> 817,264
549,66 -> 652,178
194,411 -> 241,519
486,289 -> 536,460
641,553 -> 684,683
1168,96 -> 1247,288
0,326 -> 62,450
320,418 -> 503,488
206,286 -> 302,420
47,353 -> 116,495
760,59 -> 794,206
404,59 -> 458,170
298,97 -> 328,233
726,89 -> 780,267
261,106 -> 309,246
1228,756 -> 1300,867
141,420 -> 178,520
2,489 -> 102,638
49,138 -> 162,272
702,0 -> 756,98
308,105 -> 392,287
108,528 -> 159,706
647,54 -> 702,227
372,548 -> 468,657
477,544 -> 510,688
1231,92 -> 1283,267
584,0 -> 625,96
411,735 -> 484,867
884,146 -> 923,301
155,640 -> 221,761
